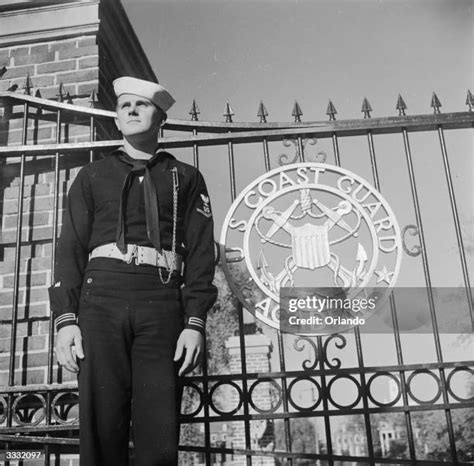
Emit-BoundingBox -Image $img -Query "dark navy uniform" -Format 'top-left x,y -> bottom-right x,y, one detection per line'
49,149 -> 217,465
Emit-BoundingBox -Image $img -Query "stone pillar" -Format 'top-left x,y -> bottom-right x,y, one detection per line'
226,334 -> 275,466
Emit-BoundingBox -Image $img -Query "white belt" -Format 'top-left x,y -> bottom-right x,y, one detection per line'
89,243 -> 183,273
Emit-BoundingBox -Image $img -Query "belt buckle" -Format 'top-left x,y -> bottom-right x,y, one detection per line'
126,245 -> 138,265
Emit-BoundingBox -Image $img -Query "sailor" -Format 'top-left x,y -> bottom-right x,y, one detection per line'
49,76 -> 217,466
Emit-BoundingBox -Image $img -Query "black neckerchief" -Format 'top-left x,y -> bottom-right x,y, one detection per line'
114,148 -> 162,254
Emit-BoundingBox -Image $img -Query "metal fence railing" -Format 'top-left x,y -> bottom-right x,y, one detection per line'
0,87 -> 473,465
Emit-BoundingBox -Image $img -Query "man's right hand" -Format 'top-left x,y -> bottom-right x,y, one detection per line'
55,325 -> 84,373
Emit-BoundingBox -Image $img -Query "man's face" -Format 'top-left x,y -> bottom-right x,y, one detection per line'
114,94 -> 165,140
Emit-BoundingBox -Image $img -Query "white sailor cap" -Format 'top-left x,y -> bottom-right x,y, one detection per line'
113,76 -> 176,113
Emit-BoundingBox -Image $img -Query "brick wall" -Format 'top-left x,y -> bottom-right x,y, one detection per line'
0,36 -> 99,106
0,167 -> 82,387
0,31 -> 99,388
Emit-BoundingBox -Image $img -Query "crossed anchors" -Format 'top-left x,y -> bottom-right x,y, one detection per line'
256,188 -> 367,292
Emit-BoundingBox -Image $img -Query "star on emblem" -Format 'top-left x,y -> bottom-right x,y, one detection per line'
375,266 -> 394,285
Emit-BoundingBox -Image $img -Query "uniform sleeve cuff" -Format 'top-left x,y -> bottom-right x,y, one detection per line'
185,317 -> 206,334
55,313 -> 78,332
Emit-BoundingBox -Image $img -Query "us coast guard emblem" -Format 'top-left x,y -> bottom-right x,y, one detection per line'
220,163 -> 402,335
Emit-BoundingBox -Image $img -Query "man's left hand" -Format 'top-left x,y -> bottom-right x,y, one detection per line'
174,329 -> 204,376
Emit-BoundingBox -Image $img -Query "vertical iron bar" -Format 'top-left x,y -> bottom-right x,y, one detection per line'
202,335 -> 211,466
437,126 -> 473,327
226,139 -> 250,465
276,334 -> 293,466
190,125 -> 205,462
262,138 -> 270,172
6,104 -> 28,464
353,327 -> 375,463
192,127 -> 199,169
89,114 -> 95,163
389,293 -> 417,462
317,336 -> 333,466
366,130 -> 417,464
8,103 -> 28,391
331,134 -> 341,166
45,107 -> 62,466
237,302 -> 252,466
48,109 -> 61,384
366,132 -> 379,191
296,137 -> 304,162
326,135 -> 342,466
44,443 -> 50,466
401,128 -> 457,464
228,140 -> 236,202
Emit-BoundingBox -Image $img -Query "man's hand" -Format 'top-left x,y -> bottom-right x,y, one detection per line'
173,329 -> 204,376
55,325 -> 84,373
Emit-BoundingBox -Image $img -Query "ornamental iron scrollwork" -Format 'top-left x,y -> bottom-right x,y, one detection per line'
51,391 -> 79,425
406,369 -> 442,405
402,224 -> 421,257
248,378 -> 282,414
323,334 -> 347,369
446,366 -> 474,403
181,382 -> 204,418
12,393 -> 47,426
327,374 -> 362,410
287,376 -> 322,412
209,380 -> 243,416
0,395 -> 7,424
278,138 -> 328,166
366,372 -> 402,407
294,336 -> 320,371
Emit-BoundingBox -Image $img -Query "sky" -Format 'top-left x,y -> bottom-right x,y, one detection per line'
121,0 -> 473,407
122,0 -> 472,121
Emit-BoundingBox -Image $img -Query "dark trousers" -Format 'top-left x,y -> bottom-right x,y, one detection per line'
77,267 -> 184,466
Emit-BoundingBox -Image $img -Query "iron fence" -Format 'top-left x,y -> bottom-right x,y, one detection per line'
0,86 -> 473,465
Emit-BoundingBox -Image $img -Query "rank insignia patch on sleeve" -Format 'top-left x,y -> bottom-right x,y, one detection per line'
196,194 -> 212,218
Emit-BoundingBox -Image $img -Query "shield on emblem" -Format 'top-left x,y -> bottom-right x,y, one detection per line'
291,223 -> 330,269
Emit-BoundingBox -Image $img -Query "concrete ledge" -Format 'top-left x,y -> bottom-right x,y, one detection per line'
226,334 -> 273,355
0,2 -> 100,46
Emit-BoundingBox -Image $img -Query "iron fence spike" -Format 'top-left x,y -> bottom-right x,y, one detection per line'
292,101 -> 303,122
431,92 -> 442,113
57,83 -> 65,102
35,89 -> 43,113
224,102 -> 234,122
66,92 -> 73,104
89,89 -> 97,107
189,99 -> 200,121
465,89 -> 474,111
326,100 -> 337,120
24,74 -> 32,95
257,101 -> 268,123
361,97 -> 372,118
396,94 -> 407,116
